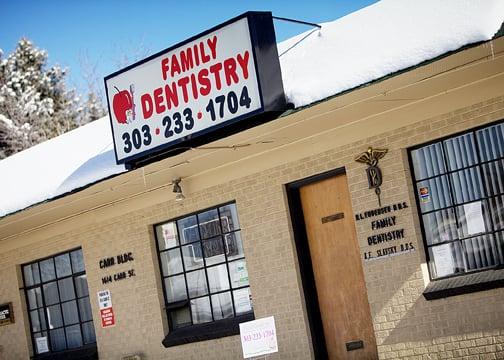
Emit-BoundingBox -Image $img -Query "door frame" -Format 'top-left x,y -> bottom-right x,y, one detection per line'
286,166 -> 347,360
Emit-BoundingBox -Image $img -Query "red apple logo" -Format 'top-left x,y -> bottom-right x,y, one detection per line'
113,86 -> 133,124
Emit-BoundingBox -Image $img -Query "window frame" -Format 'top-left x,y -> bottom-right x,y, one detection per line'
408,120 -> 504,299
21,248 -> 97,359
154,201 -> 254,347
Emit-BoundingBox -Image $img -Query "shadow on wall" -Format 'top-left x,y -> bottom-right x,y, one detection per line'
372,260 -> 504,347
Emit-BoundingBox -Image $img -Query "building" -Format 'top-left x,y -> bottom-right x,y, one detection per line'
1,1 -> 504,359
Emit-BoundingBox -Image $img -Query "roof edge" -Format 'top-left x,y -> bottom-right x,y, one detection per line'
282,30 -> 504,116
1,28 -> 503,221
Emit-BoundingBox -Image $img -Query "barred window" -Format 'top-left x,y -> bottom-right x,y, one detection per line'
155,202 -> 253,341
410,122 -> 504,280
22,248 -> 96,357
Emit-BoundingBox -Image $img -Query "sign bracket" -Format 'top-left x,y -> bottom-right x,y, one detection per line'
272,16 -> 321,29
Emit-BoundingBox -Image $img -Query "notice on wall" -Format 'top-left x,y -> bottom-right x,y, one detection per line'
464,201 -> 486,235
0,302 -> 14,326
240,316 -> 278,359
35,336 -> 49,354
432,243 -> 454,278
97,289 -> 115,328
98,289 -> 113,309
100,307 -> 116,328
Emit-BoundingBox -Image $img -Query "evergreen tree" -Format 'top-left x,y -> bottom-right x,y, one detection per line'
0,38 -> 105,160
83,92 -> 107,122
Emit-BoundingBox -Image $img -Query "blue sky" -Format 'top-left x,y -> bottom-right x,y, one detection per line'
0,0 -> 377,96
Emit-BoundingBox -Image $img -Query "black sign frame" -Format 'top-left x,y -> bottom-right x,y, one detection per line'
0,302 -> 14,326
104,11 -> 286,168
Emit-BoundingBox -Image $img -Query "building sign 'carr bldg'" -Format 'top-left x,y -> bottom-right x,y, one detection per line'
105,12 -> 285,165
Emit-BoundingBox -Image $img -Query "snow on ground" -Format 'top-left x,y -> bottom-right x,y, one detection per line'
278,0 -> 504,107
1,0 -> 504,218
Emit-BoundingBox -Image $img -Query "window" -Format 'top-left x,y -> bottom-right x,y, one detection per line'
410,122 -> 504,282
22,248 -> 97,358
155,202 -> 253,346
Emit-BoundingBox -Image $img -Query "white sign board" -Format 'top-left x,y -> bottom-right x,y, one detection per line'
432,243 -> 455,278
97,289 -> 113,310
35,336 -> 49,354
234,289 -> 253,314
464,201 -> 486,235
240,316 -> 278,359
105,17 -> 261,163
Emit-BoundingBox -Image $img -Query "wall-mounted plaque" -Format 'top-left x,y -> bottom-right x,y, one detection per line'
0,302 -> 14,326
355,147 -> 388,206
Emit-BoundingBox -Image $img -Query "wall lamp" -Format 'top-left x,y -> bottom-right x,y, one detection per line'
172,178 -> 185,201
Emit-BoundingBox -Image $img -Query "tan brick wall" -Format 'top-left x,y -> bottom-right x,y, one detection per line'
1,96 -> 504,360
351,96 -> 504,360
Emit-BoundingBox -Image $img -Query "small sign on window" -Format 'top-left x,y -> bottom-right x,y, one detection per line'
419,186 -> 430,203
35,336 -> 49,353
463,201 -> 485,235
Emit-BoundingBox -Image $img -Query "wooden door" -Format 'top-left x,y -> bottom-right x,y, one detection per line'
299,174 -> 377,359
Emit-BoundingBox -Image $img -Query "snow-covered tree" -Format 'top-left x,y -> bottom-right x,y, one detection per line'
0,38 -> 105,160
79,51 -> 107,123
83,91 -> 107,122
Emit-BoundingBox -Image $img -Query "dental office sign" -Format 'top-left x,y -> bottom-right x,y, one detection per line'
105,12 -> 285,165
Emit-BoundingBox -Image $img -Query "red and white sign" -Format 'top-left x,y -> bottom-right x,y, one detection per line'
100,307 -> 115,328
105,16 -> 262,164
97,289 -> 115,328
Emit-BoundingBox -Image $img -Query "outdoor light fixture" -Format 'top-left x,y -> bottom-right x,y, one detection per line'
172,178 -> 185,201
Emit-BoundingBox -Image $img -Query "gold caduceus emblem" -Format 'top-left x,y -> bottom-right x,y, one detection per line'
355,147 -> 388,206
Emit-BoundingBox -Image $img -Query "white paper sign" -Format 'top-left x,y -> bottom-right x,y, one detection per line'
234,289 -> 253,314
97,289 -> 112,310
240,316 -> 278,359
464,201 -> 486,235
232,260 -> 249,287
432,244 -> 454,278
35,336 -> 49,353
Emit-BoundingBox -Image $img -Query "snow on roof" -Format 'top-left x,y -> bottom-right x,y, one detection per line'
0,117 -> 125,217
1,0 -> 503,218
278,0 -> 504,107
